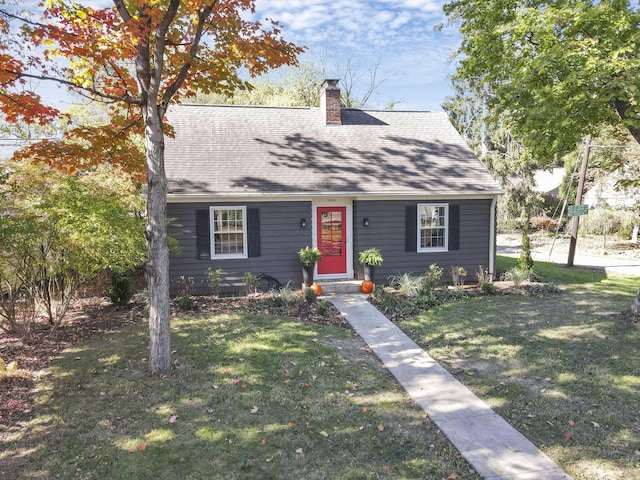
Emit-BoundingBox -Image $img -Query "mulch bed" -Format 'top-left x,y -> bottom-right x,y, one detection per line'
0,294 -> 346,434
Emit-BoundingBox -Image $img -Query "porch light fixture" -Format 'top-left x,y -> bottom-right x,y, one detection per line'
363,217 -> 369,227
300,218 -> 307,228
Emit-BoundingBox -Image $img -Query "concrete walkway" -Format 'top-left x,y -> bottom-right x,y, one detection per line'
329,294 -> 574,480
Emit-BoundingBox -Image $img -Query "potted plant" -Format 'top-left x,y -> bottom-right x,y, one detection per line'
298,246 -> 322,287
358,247 -> 383,282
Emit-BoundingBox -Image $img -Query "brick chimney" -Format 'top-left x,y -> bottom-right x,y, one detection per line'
321,79 -> 341,125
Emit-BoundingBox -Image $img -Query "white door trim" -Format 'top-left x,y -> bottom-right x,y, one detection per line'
312,198 -> 353,280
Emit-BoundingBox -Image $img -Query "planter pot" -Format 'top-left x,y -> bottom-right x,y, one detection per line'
363,264 -> 375,282
302,265 -> 315,287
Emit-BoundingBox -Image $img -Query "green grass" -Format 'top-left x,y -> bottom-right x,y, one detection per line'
2,312 -> 478,479
399,256 -> 640,480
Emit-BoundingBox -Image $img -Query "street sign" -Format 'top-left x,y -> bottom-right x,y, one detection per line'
568,204 -> 589,217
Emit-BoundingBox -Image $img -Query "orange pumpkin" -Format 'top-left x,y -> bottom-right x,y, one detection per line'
360,280 -> 374,294
309,283 -> 323,296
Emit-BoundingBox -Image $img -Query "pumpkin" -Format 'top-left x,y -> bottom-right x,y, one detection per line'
309,283 -> 323,296
360,280 -> 374,294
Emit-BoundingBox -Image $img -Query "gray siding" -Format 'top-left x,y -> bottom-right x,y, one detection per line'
353,199 -> 493,284
169,198 -> 494,294
168,201 -> 313,294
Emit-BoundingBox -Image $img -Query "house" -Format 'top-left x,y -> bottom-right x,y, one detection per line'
165,80 -> 502,294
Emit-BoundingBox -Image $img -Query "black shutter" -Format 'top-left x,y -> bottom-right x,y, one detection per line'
196,209 -> 210,259
405,205 -> 417,252
247,208 -> 261,257
448,205 -> 460,251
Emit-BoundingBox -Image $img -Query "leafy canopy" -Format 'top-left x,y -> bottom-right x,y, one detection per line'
444,0 -> 640,161
0,0 -> 303,175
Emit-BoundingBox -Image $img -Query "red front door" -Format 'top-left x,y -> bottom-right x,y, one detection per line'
317,206 -> 347,275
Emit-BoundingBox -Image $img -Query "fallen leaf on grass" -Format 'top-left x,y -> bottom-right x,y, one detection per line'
295,448 -> 303,454
564,432 -> 574,439
447,473 -> 459,479
319,431 -> 329,437
169,415 -> 177,423
139,445 -> 146,451
231,379 -> 240,384
591,421 -> 600,428
250,406 -> 259,414
261,439 -> 267,445
377,424 -> 385,431
568,419 -> 575,426
362,407 -> 368,413
224,369 -> 232,375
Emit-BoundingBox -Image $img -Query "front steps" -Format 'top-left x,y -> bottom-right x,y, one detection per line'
315,280 -> 363,295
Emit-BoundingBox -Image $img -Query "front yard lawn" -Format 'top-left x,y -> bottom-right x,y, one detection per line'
396,256 -> 640,480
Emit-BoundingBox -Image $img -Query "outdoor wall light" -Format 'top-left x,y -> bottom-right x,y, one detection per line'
300,218 -> 307,228
363,217 -> 369,227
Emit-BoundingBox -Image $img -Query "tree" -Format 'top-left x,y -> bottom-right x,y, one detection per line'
194,56 -> 398,109
443,78 -> 541,269
0,161 -> 146,333
444,0 -> 640,168
0,1 -> 302,373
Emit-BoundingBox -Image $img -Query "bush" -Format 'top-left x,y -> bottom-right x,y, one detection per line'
529,215 -> 561,232
481,281 -> 497,295
205,267 -> 226,297
178,294 -> 195,310
388,273 -> 425,297
501,268 -> 532,288
450,266 -> 467,288
316,300 -> 333,317
425,263 -> 443,289
304,288 -> 317,304
243,272 -> 259,295
517,231 -> 534,272
108,272 -> 133,306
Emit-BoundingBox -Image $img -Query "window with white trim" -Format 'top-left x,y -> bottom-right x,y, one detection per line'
418,203 -> 448,252
210,206 -> 247,258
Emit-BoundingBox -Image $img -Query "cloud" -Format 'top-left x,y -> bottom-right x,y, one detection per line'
255,0 -> 457,110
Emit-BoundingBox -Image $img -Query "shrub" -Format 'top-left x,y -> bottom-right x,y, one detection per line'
475,265 -> 492,284
178,295 -> 195,310
175,275 -> 194,297
316,300 -> 333,317
243,272 -> 259,295
108,272 -> 133,306
278,283 -> 297,304
304,288 -> 317,304
481,282 -> 497,295
425,263 -> 443,289
415,292 -> 441,310
205,267 -> 226,297
388,273 -> 425,297
517,231 -> 534,272
501,268 -> 532,288
450,266 -> 467,288
530,215 -> 561,232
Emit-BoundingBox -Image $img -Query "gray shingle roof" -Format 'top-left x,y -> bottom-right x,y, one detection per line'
165,104 -> 502,197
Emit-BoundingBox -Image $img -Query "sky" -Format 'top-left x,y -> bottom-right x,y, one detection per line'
19,0 -> 460,112
253,0 -> 460,111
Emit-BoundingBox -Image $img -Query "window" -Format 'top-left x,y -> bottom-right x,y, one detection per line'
210,206 -> 247,258
418,203 -> 448,252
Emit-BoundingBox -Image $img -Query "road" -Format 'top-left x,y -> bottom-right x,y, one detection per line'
497,235 -> 640,277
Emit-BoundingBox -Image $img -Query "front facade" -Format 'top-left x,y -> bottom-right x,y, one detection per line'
165,81 -> 502,294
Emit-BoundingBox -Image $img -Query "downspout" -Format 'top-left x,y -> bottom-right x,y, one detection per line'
489,196 -> 497,277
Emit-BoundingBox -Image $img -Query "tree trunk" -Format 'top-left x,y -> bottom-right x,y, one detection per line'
632,290 -> 640,316
145,106 -> 172,375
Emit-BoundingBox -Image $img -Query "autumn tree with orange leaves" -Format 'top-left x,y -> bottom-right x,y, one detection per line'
0,0 -> 302,373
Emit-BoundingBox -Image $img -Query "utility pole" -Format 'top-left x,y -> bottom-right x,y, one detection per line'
567,135 -> 591,267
